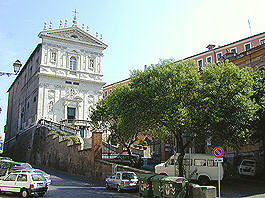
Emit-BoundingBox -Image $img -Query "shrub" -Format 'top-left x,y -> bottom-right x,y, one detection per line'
48,130 -> 56,136
60,132 -> 68,136
62,136 -> 69,141
70,136 -> 80,145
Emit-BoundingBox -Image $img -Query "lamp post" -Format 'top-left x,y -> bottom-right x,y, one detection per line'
0,60 -> 22,114
0,60 -> 22,77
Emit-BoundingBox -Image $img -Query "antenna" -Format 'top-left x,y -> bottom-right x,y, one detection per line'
248,19 -> 252,35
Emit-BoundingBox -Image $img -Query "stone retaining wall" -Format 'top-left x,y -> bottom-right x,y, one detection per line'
6,126 -> 151,184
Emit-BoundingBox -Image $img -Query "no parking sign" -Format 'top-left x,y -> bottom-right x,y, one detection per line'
212,147 -> 224,158
212,146 -> 224,198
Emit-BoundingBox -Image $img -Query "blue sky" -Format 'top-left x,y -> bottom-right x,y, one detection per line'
0,0 -> 265,139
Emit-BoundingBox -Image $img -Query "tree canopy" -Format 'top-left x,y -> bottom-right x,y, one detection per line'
90,85 -> 147,160
91,59 -> 259,177
201,61 -> 258,149
130,60 -> 204,176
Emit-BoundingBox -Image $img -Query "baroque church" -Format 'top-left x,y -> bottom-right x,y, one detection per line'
5,17 -> 108,144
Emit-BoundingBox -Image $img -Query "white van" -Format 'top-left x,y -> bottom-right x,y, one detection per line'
155,153 -> 224,185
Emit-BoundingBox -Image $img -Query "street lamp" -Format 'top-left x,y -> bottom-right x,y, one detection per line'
0,60 -> 22,114
13,60 -> 22,74
0,60 -> 22,77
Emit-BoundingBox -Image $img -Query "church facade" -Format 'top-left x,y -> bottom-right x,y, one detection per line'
5,18 -> 107,143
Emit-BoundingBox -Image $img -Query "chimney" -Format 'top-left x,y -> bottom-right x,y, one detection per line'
206,44 -> 216,51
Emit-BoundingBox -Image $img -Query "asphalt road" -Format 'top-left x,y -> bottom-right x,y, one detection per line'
221,178 -> 265,198
0,168 -> 138,198
0,168 -> 264,198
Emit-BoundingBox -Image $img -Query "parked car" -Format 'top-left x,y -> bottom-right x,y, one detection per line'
0,157 -> 13,161
105,154 -> 143,168
105,171 -> 138,192
13,169 -> 52,185
0,160 -> 32,178
238,159 -> 256,176
0,172 -> 48,197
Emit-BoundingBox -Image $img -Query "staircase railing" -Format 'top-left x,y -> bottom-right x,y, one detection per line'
38,119 -> 80,136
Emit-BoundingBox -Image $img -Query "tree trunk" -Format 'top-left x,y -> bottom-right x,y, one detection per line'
176,134 -> 185,177
263,134 -> 265,176
126,145 -> 134,165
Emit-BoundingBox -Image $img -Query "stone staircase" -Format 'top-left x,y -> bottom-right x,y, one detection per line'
38,119 -> 80,136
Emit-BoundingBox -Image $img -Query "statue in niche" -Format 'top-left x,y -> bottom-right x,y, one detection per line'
97,58 -> 101,72
90,59 -> 94,68
48,101 -> 54,112
51,52 -> 56,62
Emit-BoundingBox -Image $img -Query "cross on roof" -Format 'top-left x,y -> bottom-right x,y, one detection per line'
72,9 -> 79,18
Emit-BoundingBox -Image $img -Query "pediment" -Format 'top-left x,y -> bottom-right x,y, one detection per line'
38,27 -> 107,49
62,88 -> 83,102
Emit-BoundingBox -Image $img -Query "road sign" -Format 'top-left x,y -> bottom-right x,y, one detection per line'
214,158 -> 223,162
0,142 -> 3,154
212,147 -> 224,198
212,147 -> 224,158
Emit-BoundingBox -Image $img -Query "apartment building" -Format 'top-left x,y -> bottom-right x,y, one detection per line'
184,31 -> 265,70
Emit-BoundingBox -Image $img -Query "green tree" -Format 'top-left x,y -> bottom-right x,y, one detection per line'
252,68 -> 265,173
201,61 -> 258,149
90,85 -> 146,163
130,60 -> 204,177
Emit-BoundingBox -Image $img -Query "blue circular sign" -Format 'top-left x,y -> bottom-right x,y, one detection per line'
212,147 -> 224,158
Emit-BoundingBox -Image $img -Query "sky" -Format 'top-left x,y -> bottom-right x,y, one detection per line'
0,0 -> 265,139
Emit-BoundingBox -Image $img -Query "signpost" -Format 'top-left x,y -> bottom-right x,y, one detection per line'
212,147 -> 224,198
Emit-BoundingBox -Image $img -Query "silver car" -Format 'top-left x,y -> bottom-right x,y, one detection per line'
105,171 -> 138,192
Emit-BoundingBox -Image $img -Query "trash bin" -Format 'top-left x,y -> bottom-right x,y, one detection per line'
161,177 -> 188,198
150,175 -> 168,198
138,174 -> 155,197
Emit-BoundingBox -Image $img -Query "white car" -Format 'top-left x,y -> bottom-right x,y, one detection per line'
0,160 -> 33,178
238,159 -> 256,176
13,169 -> 52,185
0,172 -> 48,197
105,171 -> 138,192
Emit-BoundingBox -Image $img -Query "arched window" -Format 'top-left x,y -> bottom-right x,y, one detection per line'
70,56 -> 77,70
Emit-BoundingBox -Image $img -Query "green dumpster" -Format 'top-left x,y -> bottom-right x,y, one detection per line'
161,177 -> 188,198
150,175 -> 168,198
138,174 -> 155,197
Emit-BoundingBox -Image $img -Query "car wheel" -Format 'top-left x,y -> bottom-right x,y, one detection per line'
117,185 -> 122,193
21,189 -> 29,198
105,182 -> 110,190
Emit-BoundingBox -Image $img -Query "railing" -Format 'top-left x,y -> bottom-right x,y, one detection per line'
38,119 -> 80,136
102,142 -> 119,154
60,119 -> 91,126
